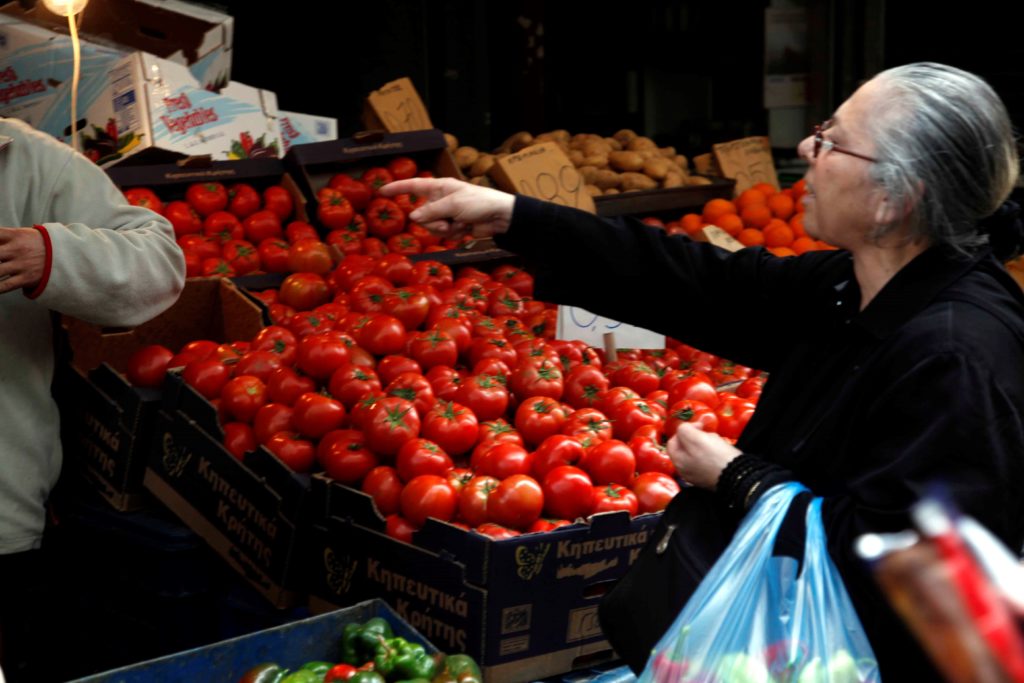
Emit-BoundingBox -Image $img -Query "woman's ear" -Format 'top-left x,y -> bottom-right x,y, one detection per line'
874,181 -> 924,227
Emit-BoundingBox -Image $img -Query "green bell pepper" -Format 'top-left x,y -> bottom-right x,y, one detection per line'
300,661 -> 335,678
342,617 -> 396,665
392,641 -> 437,680
280,670 -> 321,683
350,672 -> 386,683
430,654 -> 482,683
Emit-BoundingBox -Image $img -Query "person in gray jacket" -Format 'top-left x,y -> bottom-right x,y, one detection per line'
0,117 -> 185,681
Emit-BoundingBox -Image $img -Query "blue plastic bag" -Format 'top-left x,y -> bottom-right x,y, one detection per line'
639,483 -> 880,683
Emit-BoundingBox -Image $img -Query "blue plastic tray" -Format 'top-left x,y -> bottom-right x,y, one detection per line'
70,599 -> 436,683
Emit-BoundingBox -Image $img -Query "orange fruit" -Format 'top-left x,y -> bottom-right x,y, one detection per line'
763,223 -> 795,248
789,212 -> 806,237
735,189 -> 767,210
767,193 -> 795,220
769,246 -> 797,258
752,182 -> 778,196
737,228 -> 766,247
740,203 -> 772,229
701,198 -> 737,225
791,236 -> 817,254
712,213 -> 744,237
680,213 -> 704,234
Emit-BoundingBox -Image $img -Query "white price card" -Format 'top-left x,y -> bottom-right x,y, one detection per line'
556,305 -> 665,349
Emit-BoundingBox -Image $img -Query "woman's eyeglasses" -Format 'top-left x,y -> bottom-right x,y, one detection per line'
812,120 -> 879,163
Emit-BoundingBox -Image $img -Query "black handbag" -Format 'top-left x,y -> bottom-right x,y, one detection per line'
598,487 -> 813,673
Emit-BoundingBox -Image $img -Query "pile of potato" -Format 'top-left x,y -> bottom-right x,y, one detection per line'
444,129 -> 711,198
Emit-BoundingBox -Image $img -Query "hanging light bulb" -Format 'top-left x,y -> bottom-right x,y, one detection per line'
41,0 -> 89,17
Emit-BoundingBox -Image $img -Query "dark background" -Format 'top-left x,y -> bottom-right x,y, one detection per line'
205,1 -> 1024,160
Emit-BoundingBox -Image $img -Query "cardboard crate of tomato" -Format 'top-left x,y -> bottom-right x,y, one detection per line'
56,278 -> 266,511
307,475 -> 660,683
144,369 -> 313,608
282,129 -> 467,253
105,158 -> 335,280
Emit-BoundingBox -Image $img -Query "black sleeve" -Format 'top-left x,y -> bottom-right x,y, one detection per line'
494,196 -> 847,372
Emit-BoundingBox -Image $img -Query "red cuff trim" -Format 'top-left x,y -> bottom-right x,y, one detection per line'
26,224 -> 52,299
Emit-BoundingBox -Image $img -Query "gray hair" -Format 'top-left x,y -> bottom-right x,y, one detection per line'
865,62 -> 1019,250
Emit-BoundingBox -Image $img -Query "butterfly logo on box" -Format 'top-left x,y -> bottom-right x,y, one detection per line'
324,548 -> 358,595
161,433 -> 193,478
515,544 -> 550,581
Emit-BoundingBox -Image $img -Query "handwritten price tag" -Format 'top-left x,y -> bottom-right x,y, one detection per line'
365,77 -> 433,133
489,142 -> 596,214
712,136 -> 779,195
556,306 -> 665,349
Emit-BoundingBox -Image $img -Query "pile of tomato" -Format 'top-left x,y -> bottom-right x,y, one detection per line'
122,156 -> 471,280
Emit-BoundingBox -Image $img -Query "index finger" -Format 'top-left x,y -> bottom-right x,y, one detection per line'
378,177 -> 459,200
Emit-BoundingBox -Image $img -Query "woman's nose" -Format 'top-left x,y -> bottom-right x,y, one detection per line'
797,134 -> 815,161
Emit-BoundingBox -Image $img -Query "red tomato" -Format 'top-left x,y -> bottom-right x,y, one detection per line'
385,514 -> 417,543
364,397 -> 421,456
663,399 -> 718,438
409,261 -> 453,289
629,434 -> 675,476
357,314 -> 408,356
478,419 -> 523,445
609,398 -> 665,441
385,371 -> 435,418
560,408 -> 613,444
396,438 -> 453,482
317,191 -> 356,232
474,441 -> 534,480
491,264 -> 534,297
591,483 -> 639,515
458,475 -> 499,527
374,356 -> 421,387
632,472 -> 680,513
715,394 -> 756,440
361,466 -> 403,516
532,434 -> 586,480
421,400 -> 479,456
387,156 -> 418,180
264,432 -> 316,472
232,350 -> 285,384
278,273 -> 331,311
288,239 -> 334,276
466,337 -> 517,369
228,183 -> 261,219
514,396 -> 570,447
508,360 -> 564,402
400,474 -> 457,527
406,329 -> 458,370
328,364 -> 382,410
286,220 -> 320,243
292,392 -> 347,439
296,335 -> 351,380
222,422 -> 256,461
123,187 -> 163,214
487,474 -> 544,530
202,211 -> 243,244
328,174 -> 373,211
596,386 -> 640,417
220,375 -> 267,423
362,167 -> 395,194
126,344 -> 174,387
709,360 -> 753,387
365,198 -> 406,238
736,375 -> 766,400
253,403 -> 294,444
579,439 -> 636,486
182,358 -> 232,399
386,233 -> 421,255
542,466 -> 595,520
610,361 -> 661,396
453,374 -> 509,422
318,429 -> 378,484
185,182 -> 228,216
221,239 -> 260,275
262,185 -> 294,221
242,209 -> 284,244
165,200 -> 201,237
475,523 -> 521,539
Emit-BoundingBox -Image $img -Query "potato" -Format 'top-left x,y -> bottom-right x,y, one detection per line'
603,188 -> 621,195
687,176 -> 713,186
444,132 -> 459,151
620,172 -> 658,191
469,175 -> 494,188
549,129 -> 571,144
454,146 -> 480,171
643,157 -> 671,180
534,132 -> 559,143
582,139 -> 612,157
570,133 -> 603,149
567,150 -> 586,167
658,146 -> 676,159
593,169 -> 622,190
613,129 -> 638,145
584,184 -> 603,197
675,155 -> 690,171
627,136 -> 657,152
582,154 -> 609,169
605,137 -> 623,151
577,166 -> 601,185
608,150 -> 645,172
662,172 -> 686,188
470,154 -> 496,178
498,131 -> 533,154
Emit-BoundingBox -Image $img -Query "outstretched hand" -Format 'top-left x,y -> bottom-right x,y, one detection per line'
667,422 -> 741,490
379,178 -> 515,239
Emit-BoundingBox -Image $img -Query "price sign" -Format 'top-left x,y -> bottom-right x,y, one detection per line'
364,77 -> 433,132
698,226 -> 744,252
556,305 -> 665,349
712,136 -> 779,195
489,142 -> 596,214
692,152 -> 719,176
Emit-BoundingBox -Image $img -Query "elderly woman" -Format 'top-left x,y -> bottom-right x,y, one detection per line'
382,62 -> 1024,679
